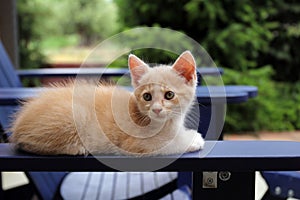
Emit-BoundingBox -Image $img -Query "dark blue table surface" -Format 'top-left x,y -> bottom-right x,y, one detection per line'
0,141 -> 300,171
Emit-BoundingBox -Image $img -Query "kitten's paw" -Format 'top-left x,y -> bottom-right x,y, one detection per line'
187,131 -> 205,152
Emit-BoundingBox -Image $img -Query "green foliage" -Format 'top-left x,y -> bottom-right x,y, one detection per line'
115,0 -> 276,71
105,26 -> 213,77
18,0 -> 119,86
108,27 -> 199,65
18,0 -> 46,69
17,0 -> 300,132
185,1 -> 276,72
223,67 -> 300,132
42,0 -> 119,46
258,1 -> 300,82
115,0 -> 300,132
18,0 -> 120,69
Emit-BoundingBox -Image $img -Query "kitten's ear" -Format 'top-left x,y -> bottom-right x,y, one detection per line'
172,51 -> 197,83
128,54 -> 149,87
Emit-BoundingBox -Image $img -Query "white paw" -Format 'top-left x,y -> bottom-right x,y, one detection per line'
187,131 -> 205,152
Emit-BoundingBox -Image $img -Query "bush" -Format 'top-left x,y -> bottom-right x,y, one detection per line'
18,0 -> 120,68
115,0 -> 300,132
115,0 -> 276,71
258,1 -> 300,82
223,67 -> 300,132
18,0 -> 46,69
45,0 -> 119,46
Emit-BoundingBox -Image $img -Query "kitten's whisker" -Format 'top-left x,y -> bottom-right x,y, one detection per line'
171,111 -> 185,115
192,102 -> 206,108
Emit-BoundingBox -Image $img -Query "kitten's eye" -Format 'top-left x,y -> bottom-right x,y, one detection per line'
165,91 -> 175,100
143,93 -> 152,101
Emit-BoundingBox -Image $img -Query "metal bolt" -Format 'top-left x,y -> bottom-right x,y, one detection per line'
275,186 -> 281,195
203,172 -> 218,188
206,177 -> 214,185
288,189 -> 294,197
219,171 -> 231,181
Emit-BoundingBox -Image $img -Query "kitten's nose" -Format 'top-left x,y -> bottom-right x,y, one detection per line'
152,108 -> 162,115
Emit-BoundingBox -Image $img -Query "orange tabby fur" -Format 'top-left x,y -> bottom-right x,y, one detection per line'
9,51 -> 205,156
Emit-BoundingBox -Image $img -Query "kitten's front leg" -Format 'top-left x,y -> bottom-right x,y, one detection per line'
184,129 -> 205,152
159,129 -> 204,155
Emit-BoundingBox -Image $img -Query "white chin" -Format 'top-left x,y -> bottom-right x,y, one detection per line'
149,114 -> 168,121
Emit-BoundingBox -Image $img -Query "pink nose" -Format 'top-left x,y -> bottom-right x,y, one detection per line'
152,108 -> 162,115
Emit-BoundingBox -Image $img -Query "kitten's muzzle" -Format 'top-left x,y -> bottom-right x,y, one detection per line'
152,108 -> 162,115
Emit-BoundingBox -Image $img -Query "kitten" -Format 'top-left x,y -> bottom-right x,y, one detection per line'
9,51 -> 204,156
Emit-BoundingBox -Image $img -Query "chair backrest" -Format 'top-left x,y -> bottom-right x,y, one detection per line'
0,40 -> 22,136
0,41 -> 69,200
26,172 -> 68,200
0,41 -> 22,87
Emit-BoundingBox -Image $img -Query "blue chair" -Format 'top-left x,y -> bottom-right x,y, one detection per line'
0,40 -> 259,199
0,41 -> 70,200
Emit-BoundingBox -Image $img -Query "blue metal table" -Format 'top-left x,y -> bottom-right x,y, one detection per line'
0,141 -> 300,199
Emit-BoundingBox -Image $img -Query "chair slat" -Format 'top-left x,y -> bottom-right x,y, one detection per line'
160,194 -> 172,200
127,172 -> 143,199
60,172 -> 179,200
82,172 -> 103,200
171,187 -> 191,200
114,172 -> 128,200
60,172 -> 90,200
156,172 -> 175,187
142,172 -> 157,194
98,172 -> 115,199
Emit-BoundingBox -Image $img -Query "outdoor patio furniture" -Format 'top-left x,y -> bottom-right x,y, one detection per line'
1,141 -> 300,200
6,40 -> 298,200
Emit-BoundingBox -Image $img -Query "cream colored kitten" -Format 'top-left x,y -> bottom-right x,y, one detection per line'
9,51 -> 204,156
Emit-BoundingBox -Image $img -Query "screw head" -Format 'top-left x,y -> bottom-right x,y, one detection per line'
219,171 -> 231,181
275,186 -> 281,195
288,189 -> 294,197
207,177 -> 214,185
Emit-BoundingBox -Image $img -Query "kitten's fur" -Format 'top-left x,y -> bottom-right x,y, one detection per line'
9,51 -> 204,156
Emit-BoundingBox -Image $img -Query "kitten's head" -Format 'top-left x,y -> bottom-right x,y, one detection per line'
128,51 -> 197,121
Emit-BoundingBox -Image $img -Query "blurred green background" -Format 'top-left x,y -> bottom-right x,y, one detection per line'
17,0 -> 300,133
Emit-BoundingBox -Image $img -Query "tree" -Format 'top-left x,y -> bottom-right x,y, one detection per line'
50,0 -> 119,46
18,0 -> 46,69
115,0 -> 300,79
258,0 -> 300,82
116,0 -> 275,72
115,0 -> 300,132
